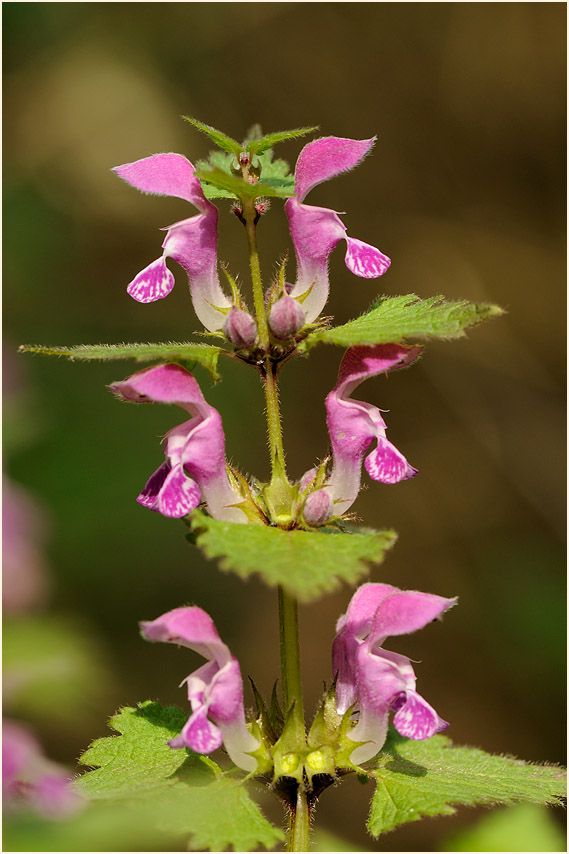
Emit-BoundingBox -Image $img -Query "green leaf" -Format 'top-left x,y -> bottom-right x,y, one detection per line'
442,803 -> 566,852
18,342 -> 223,381
247,126 -> 318,156
368,731 -> 567,837
75,702 -> 283,852
300,294 -> 504,352
182,116 -> 242,155
3,615 -> 110,725
196,166 -> 294,201
190,511 -> 397,602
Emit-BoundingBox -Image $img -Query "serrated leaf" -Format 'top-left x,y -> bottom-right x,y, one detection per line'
196,167 -> 293,201
75,702 -> 283,852
300,294 -> 504,352
368,731 -> 566,837
189,511 -> 397,602
75,702 -> 215,798
182,116 -> 242,155
247,126 -> 318,156
19,342 -> 223,381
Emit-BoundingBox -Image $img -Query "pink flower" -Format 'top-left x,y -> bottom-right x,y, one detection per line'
301,344 -> 421,523
109,364 -> 246,523
3,719 -> 83,818
333,584 -> 456,764
285,137 -> 391,323
113,153 -> 231,331
140,607 -> 259,772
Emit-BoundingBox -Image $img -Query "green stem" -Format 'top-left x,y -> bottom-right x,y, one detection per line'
287,788 -> 310,852
243,197 -> 270,350
278,586 -> 304,727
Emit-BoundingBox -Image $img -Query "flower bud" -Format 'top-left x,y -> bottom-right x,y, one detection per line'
268,295 -> 305,341
223,308 -> 257,349
302,489 -> 333,527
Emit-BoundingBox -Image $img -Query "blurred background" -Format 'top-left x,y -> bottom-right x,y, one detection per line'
3,2 -> 565,851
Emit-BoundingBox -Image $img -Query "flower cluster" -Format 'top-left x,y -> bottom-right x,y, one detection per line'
141,582 -> 454,772
109,126 -> 455,782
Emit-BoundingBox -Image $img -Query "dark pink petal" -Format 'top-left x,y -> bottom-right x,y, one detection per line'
294,137 -> 376,203
113,153 -> 208,210
169,706 -> 223,753
140,606 -> 231,665
126,257 -> 175,303
156,465 -> 200,518
392,690 -> 449,740
109,364 -> 208,412
136,461 -> 171,510
345,237 -> 391,279
364,438 -> 417,484
370,590 -> 457,643
336,344 -> 423,398
340,583 -> 399,638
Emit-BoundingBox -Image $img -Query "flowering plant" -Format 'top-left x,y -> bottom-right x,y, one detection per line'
20,118 -> 565,851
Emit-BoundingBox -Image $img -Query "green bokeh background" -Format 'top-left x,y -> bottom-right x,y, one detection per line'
4,3 -> 565,850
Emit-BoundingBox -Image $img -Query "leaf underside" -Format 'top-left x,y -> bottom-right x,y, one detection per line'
300,294 -> 504,351
368,731 -> 566,837
75,701 -> 283,852
18,342 -> 223,381
190,511 -> 397,602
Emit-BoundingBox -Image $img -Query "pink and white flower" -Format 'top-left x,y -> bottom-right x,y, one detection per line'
301,344 -> 421,523
140,607 -> 259,772
333,583 -> 456,764
109,364 -> 246,523
285,137 -> 391,324
113,153 -> 231,331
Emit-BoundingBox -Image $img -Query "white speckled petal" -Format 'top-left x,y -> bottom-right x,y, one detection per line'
126,257 -> 175,303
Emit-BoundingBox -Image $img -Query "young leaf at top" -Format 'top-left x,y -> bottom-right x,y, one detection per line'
75,702 -> 283,852
18,342 -> 223,381
189,511 -> 397,602
195,166 -> 295,201
300,294 -> 504,352
182,116 -> 242,156
367,730 -> 566,837
247,126 -> 318,157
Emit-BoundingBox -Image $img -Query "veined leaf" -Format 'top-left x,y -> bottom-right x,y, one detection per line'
368,731 -> 566,837
196,166 -> 294,200
75,702 -> 283,852
182,116 -> 242,156
190,511 -> 397,602
18,342 -> 223,381
247,126 -> 318,156
300,294 -> 504,352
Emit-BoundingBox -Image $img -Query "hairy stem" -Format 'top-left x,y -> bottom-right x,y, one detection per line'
243,197 -> 270,350
287,788 -> 310,852
278,586 -> 304,727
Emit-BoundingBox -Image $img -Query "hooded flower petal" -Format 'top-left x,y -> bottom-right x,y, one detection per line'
141,606 -> 259,772
333,584 -> 455,764
285,137 -> 391,323
320,344 -> 421,515
113,153 -> 231,329
109,364 -> 246,523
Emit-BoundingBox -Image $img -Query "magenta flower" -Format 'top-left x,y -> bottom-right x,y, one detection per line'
113,153 -> 231,331
3,719 -> 83,818
301,344 -> 421,523
333,583 -> 456,764
285,137 -> 391,324
109,364 -> 246,523
141,607 -> 259,772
